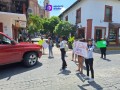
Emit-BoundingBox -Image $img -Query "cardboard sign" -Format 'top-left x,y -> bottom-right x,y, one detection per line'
73,41 -> 87,58
96,41 -> 107,48
42,42 -> 48,49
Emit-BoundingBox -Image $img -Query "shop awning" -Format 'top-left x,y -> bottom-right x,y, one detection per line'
109,23 -> 120,28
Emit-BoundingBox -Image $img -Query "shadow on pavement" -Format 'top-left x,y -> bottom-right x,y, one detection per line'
76,73 -> 86,82
0,62 -> 42,80
78,81 -> 103,90
103,58 -> 111,62
76,73 -> 103,89
58,69 -> 71,75
88,81 -> 103,90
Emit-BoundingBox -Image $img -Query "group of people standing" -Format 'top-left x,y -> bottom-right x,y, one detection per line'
39,37 -> 54,58
72,38 -> 95,82
40,35 -> 107,83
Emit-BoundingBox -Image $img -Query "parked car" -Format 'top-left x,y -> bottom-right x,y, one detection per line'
0,32 -> 42,67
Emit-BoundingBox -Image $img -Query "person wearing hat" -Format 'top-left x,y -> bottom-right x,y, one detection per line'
84,39 -> 94,82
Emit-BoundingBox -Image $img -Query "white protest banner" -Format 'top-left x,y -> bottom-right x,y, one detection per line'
42,42 -> 48,49
74,41 -> 87,58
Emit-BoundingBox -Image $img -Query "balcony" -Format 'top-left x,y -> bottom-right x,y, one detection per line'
0,1 -> 27,14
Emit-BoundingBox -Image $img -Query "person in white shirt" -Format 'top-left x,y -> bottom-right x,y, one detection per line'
59,36 -> 67,70
84,39 -> 94,82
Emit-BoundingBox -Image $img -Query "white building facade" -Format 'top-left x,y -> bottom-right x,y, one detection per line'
0,12 -> 26,40
59,0 -> 120,45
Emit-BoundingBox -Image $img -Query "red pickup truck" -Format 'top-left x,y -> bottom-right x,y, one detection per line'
0,32 -> 42,67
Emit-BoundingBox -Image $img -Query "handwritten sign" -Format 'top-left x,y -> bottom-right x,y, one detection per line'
42,42 -> 48,49
73,41 -> 87,58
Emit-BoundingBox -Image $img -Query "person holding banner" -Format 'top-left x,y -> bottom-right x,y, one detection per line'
76,39 -> 84,74
84,39 -> 94,82
96,38 -> 107,59
59,36 -> 67,70
100,38 -> 107,59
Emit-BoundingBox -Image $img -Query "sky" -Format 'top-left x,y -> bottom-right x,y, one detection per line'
38,0 -> 76,17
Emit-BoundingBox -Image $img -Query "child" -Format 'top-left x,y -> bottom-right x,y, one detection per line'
84,39 -> 94,82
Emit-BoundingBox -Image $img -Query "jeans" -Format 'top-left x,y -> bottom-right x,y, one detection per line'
100,48 -> 106,58
49,45 -> 53,57
85,58 -> 94,78
60,48 -> 67,69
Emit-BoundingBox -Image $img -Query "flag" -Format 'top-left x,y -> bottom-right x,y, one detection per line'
96,41 -> 107,48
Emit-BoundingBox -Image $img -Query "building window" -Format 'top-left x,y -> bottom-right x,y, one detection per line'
76,8 -> 81,24
65,15 -> 68,21
104,5 -> 112,22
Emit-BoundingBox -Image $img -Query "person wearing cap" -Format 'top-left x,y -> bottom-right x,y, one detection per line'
84,39 -> 94,82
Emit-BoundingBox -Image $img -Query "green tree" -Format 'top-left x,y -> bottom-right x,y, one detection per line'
27,14 -> 43,34
42,18 -> 50,34
42,16 -> 60,34
49,16 -> 60,33
54,21 -> 73,36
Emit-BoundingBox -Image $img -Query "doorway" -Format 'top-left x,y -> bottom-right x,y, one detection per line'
12,24 -> 18,41
78,28 -> 85,39
94,27 -> 106,41
109,28 -> 119,45
96,29 -> 102,41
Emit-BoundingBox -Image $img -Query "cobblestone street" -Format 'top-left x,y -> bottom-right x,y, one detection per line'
0,47 -> 120,90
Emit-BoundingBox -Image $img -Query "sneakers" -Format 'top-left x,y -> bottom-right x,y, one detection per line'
84,76 -> 89,79
88,78 -> 94,82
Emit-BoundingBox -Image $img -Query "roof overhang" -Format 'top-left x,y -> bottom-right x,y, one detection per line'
59,0 -> 82,17
109,23 -> 120,28
0,12 -> 27,28
0,12 -> 26,21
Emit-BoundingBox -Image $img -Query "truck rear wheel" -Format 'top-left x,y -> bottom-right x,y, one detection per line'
23,52 -> 38,67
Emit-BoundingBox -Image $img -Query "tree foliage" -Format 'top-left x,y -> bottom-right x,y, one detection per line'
54,21 -> 73,36
42,16 -> 60,34
27,14 -> 43,34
